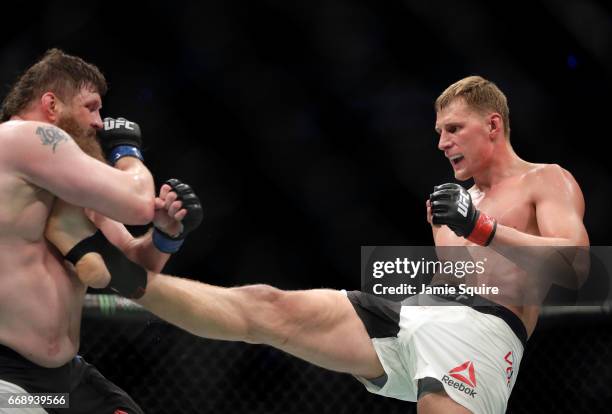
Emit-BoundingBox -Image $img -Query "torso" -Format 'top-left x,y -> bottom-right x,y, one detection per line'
433,164 -> 548,338
0,124 -> 85,368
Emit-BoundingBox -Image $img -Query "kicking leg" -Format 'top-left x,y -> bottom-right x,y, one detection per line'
136,273 -> 384,379
417,389 -> 472,414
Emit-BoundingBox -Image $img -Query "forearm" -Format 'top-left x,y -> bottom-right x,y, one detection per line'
123,228 -> 171,272
490,224 -> 589,286
490,224 -> 577,248
99,117 -> 155,222
135,273 -> 250,341
113,157 -> 156,221
430,225 -> 442,240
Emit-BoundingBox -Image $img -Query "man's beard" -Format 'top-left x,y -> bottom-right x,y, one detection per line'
56,115 -> 105,162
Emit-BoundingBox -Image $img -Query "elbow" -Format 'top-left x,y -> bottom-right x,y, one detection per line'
132,196 -> 155,225
235,284 -> 288,345
123,194 -> 155,225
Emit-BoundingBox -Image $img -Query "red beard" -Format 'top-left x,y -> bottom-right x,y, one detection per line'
56,115 -> 105,162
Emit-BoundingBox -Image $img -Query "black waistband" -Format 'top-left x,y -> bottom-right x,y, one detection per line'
0,342 -> 38,366
0,342 -> 73,392
431,292 -> 528,347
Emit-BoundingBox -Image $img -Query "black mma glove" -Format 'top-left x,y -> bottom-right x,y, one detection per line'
153,178 -> 204,253
430,183 -> 497,246
98,117 -> 144,165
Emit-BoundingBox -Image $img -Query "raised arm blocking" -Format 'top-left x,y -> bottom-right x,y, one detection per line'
5,120 -> 155,225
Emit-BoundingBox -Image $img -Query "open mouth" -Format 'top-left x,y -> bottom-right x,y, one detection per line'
450,155 -> 465,166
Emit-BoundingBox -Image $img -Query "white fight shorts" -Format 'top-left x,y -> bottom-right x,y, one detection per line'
344,291 -> 527,414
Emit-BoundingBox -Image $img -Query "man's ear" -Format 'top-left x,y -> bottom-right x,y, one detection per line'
40,92 -> 61,122
489,113 -> 503,139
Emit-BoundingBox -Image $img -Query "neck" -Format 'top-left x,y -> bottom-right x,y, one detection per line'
12,108 -> 51,123
472,140 -> 525,191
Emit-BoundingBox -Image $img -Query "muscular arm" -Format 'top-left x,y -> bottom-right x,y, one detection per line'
6,121 -> 154,224
46,180 -> 191,286
490,165 -> 590,286
87,181 -> 193,272
490,164 -> 589,247
45,202 -> 168,288
88,213 -> 170,273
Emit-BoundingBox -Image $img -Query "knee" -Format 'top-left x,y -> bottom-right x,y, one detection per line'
235,284 -> 283,304
231,284 -> 290,345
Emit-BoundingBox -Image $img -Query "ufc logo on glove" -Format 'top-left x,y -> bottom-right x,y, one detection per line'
458,193 -> 470,217
104,118 -> 135,131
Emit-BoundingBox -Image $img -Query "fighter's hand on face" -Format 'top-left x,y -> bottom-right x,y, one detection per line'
98,117 -> 144,165
430,183 -> 497,246
153,179 -> 204,253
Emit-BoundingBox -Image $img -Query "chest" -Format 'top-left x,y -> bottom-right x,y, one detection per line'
0,177 -> 54,241
435,181 -> 538,246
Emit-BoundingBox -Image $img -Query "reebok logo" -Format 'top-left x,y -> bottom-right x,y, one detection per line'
441,360 -> 477,398
104,118 -> 135,131
457,192 -> 469,217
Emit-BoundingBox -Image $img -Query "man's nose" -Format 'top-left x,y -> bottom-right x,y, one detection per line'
91,112 -> 103,130
438,132 -> 453,151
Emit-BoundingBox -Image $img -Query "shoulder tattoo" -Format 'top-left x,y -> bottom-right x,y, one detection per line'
35,126 -> 70,152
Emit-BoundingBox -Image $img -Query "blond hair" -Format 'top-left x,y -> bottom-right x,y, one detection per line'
435,76 -> 510,138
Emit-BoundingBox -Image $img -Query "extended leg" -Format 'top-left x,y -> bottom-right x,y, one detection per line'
417,389 -> 472,414
137,273 -> 384,379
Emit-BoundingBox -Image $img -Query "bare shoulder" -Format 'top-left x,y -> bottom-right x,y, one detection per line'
525,163 -> 581,189
524,162 -> 584,209
0,120 -> 72,150
0,121 -> 76,169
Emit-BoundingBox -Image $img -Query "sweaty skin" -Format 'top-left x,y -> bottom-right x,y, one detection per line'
0,87 -> 155,368
46,97 -> 589,414
46,200 -> 387,381
430,98 -> 589,337
45,182 -> 186,290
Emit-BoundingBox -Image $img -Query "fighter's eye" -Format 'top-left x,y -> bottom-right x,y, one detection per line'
86,102 -> 100,112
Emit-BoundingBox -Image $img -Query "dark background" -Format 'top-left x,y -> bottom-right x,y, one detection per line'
2,0 -> 610,291
1,1 -> 611,412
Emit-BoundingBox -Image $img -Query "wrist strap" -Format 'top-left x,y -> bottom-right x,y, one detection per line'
153,228 -> 184,253
108,145 -> 144,165
467,212 -> 497,246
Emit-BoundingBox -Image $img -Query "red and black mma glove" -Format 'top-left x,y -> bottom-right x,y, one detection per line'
430,183 -> 497,246
98,117 -> 144,165
153,179 -> 204,253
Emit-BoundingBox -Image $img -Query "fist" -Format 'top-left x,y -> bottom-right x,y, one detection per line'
98,117 -> 143,164
154,179 -> 203,239
430,183 -> 497,246
430,183 -> 477,237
